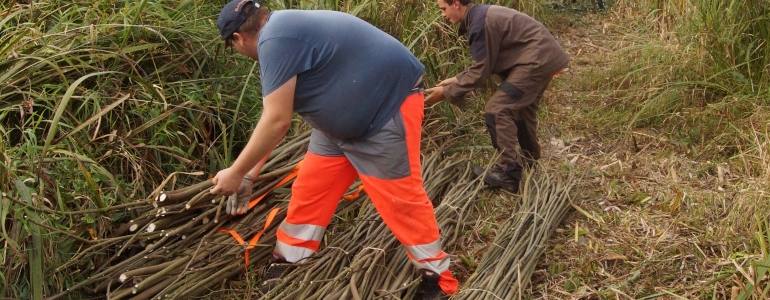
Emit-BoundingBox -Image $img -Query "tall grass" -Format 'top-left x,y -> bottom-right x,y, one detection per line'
589,0 -> 770,295
602,0 -> 770,176
1,0 -> 554,297
603,0 -> 769,157
0,0 -> 264,297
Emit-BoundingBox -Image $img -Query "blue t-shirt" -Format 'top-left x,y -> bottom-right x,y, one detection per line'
258,10 -> 424,140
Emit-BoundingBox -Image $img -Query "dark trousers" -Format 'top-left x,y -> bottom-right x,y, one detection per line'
484,70 -> 552,180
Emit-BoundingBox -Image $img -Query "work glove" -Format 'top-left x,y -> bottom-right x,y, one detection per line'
226,174 -> 253,216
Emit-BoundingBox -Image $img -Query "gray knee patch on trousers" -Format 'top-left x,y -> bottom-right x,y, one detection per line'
499,82 -> 524,100
484,113 -> 499,150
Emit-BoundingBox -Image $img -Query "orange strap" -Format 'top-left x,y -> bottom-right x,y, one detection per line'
218,161 -> 302,269
247,207 -> 280,250
218,228 -> 249,266
550,68 -> 564,78
248,161 -> 303,210
219,207 -> 281,268
342,185 -> 365,201
219,229 -> 246,245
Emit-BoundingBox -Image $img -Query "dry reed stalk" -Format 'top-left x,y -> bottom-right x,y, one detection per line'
455,167 -> 575,300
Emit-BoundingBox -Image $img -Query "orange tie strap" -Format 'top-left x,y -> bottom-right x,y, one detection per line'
246,207 -> 280,249
342,184 -> 365,201
217,161 -> 301,269
217,228 -> 250,267
219,207 -> 281,269
248,160 -> 303,210
550,68 -> 564,78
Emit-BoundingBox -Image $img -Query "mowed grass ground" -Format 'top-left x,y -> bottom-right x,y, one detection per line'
526,4 -> 770,299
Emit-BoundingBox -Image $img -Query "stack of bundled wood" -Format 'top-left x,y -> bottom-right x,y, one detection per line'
456,169 -> 575,300
48,132 -> 311,300
53,116 -> 575,300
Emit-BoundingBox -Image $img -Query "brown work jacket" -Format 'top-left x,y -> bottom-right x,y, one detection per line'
444,4 -> 571,107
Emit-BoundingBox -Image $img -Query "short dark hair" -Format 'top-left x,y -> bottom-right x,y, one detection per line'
224,3 -> 270,48
442,0 -> 472,5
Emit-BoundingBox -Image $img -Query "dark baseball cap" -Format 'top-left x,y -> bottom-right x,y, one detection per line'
217,0 -> 265,40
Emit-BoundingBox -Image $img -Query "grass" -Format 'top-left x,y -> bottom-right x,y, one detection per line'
0,0 -> 262,297
2,0 -> 770,298
534,0 -> 770,298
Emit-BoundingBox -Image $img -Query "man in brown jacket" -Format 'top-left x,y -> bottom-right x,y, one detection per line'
426,0 -> 570,192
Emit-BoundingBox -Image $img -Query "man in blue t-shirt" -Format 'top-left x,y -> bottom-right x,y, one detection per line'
209,0 -> 458,298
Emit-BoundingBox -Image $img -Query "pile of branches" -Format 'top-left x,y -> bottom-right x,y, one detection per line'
456,168 -> 575,299
53,116 -> 575,300
47,132 -> 312,300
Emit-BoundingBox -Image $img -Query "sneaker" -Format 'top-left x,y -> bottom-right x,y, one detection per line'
473,165 -> 519,193
415,269 -> 448,300
259,256 -> 291,295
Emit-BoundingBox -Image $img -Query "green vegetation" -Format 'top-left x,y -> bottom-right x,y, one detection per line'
2,0 -> 768,298
543,0 -> 769,297
595,0 -> 770,242
594,0 -> 769,156
0,0 -> 477,297
1,1 -> 259,297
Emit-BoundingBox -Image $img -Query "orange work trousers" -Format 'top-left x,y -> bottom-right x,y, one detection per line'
274,91 -> 458,295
